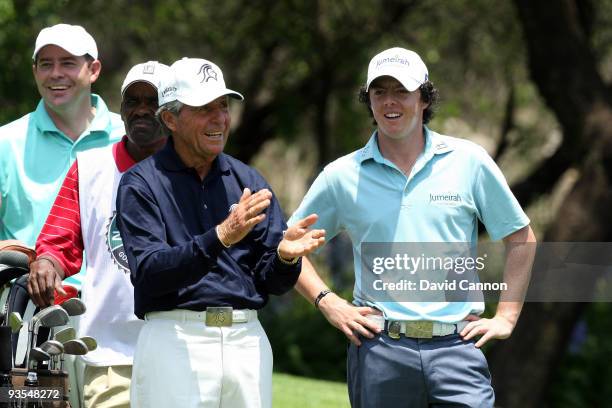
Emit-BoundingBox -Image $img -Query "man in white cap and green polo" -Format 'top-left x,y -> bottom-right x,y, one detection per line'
116,57 -> 325,407
28,61 -> 170,408
0,23 -> 124,248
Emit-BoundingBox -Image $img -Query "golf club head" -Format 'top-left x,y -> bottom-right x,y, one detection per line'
63,339 -> 88,355
59,297 -> 86,316
40,340 -> 64,356
30,347 -> 51,363
28,305 -> 70,364
33,305 -> 69,333
8,312 -> 22,333
54,327 -> 76,343
80,336 -> 97,352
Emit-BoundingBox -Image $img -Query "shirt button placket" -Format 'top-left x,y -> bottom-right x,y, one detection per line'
202,187 -> 208,210
401,183 -> 412,210
200,186 -> 209,230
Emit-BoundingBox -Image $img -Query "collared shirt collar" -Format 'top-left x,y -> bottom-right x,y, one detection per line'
428,127 -> 454,155
34,94 -> 111,136
88,94 -> 113,132
357,126 -> 454,165
113,136 -> 137,173
157,136 -> 230,174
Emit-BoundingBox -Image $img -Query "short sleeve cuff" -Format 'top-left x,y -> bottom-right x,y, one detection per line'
488,217 -> 531,241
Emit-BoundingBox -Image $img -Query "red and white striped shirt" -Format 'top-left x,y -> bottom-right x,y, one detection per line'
36,137 -> 135,277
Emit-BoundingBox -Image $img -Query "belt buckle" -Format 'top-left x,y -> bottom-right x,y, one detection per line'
205,307 -> 233,327
405,321 -> 434,339
387,321 -> 402,340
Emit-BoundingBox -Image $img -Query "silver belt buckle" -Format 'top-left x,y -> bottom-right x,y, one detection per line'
405,321 -> 434,339
205,307 -> 233,327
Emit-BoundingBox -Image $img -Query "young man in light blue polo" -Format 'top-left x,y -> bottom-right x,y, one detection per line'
289,47 -> 536,407
0,23 -> 124,247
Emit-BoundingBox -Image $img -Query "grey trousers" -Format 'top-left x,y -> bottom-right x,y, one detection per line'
347,333 -> 495,407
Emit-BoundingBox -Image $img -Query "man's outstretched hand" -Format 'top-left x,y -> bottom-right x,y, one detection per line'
278,214 -> 326,260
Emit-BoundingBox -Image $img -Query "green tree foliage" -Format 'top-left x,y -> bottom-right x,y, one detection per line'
549,303 -> 612,407
1,0 -> 536,165
2,1 -> 612,405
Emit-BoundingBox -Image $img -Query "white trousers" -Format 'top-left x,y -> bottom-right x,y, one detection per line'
130,310 -> 272,408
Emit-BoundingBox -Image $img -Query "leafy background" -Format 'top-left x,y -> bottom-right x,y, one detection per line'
2,1 -> 612,406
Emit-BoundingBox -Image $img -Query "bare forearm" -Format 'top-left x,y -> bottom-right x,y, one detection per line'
496,225 -> 537,325
295,256 -> 381,345
295,256 -> 330,304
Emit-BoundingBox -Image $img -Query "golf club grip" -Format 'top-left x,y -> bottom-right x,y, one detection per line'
0,326 -> 12,373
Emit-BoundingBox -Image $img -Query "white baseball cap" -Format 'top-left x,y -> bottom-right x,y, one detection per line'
33,24 -> 98,60
158,57 -> 243,107
121,61 -> 171,96
366,47 -> 429,92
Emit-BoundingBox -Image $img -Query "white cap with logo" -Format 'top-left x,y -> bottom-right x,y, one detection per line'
158,57 -> 244,106
33,23 -> 98,60
366,47 -> 429,92
121,61 -> 171,96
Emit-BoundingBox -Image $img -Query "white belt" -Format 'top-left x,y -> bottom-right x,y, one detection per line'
367,314 -> 468,339
145,308 -> 257,327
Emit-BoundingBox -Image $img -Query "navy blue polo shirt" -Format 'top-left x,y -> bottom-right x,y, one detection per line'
116,137 -> 301,319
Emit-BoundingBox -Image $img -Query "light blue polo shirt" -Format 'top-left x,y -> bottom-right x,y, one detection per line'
0,95 -> 124,247
289,127 -> 530,322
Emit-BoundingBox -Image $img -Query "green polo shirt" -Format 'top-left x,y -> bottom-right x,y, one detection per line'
0,94 -> 124,246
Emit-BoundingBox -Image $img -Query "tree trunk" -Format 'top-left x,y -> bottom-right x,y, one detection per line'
488,1 -> 612,406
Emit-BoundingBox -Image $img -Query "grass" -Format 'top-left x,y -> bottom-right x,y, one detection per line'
272,372 -> 350,408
